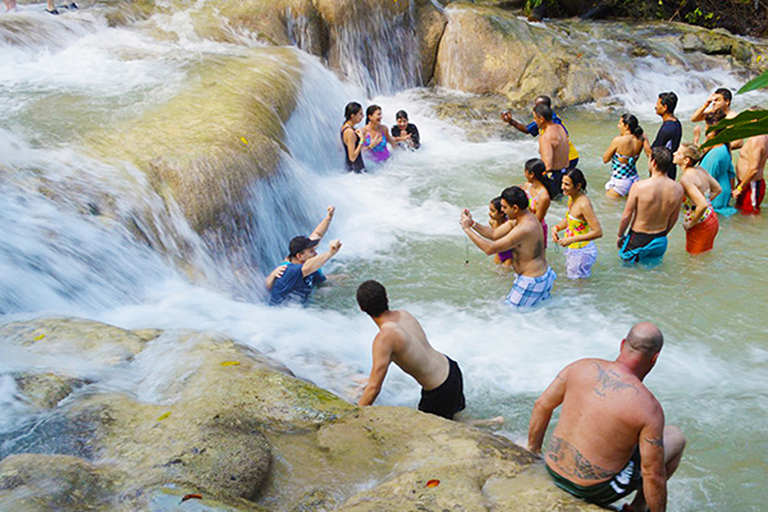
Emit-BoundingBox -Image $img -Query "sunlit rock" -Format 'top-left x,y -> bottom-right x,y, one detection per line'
91,48 -> 301,238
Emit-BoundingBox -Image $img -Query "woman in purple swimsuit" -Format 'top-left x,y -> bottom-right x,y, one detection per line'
489,196 -> 513,268
362,104 -> 394,164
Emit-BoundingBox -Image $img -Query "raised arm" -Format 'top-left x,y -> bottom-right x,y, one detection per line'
501,111 -> 532,135
310,206 -> 335,241
461,210 -> 513,240
301,239 -> 341,277
358,330 -> 396,406
638,408 -> 667,512
691,93 -> 716,123
527,365 -> 569,453
461,212 -> 525,255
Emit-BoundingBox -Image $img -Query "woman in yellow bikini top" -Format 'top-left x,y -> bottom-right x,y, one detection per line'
552,169 -> 603,250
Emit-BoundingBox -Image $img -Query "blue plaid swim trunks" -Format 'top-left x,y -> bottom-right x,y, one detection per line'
505,266 -> 557,307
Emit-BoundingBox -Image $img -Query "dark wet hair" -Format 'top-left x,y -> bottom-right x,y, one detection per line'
344,102 -> 362,121
366,104 -> 381,122
356,280 -> 389,317
714,87 -> 732,103
534,95 -> 552,107
704,109 -> 726,127
658,92 -> 678,114
490,196 -> 503,214
533,103 -> 553,121
525,158 -> 547,182
395,110 -> 408,120
501,186 -> 529,211
565,168 -> 588,193
621,113 -> 644,138
651,147 -> 673,175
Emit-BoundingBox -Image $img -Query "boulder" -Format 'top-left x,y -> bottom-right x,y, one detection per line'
2,318 -> 605,511
434,4 -> 768,107
0,454 -> 114,512
90,47 -> 301,237
13,373 -> 86,409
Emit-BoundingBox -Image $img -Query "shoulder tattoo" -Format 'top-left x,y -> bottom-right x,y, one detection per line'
592,362 -> 639,397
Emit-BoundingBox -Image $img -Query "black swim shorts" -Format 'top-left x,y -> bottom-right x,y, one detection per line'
418,356 -> 466,420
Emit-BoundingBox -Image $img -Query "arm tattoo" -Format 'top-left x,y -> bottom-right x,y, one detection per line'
546,436 -> 616,481
592,362 -> 639,397
645,436 -> 664,448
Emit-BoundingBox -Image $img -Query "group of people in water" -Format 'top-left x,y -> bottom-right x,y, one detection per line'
262,87 -> 768,512
340,102 -> 421,173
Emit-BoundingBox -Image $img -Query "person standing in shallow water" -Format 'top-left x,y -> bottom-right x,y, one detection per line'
603,113 -> 644,198
461,186 -> 556,308
644,92 -> 682,180
356,280 -> 466,420
391,110 -> 420,150
527,322 -> 686,512
698,111 -> 737,215
362,104 -> 393,164
675,143 -> 721,255
533,103 -> 570,198
617,147 -> 684,265
552,169 -> 602,279
340,102 -> 366,173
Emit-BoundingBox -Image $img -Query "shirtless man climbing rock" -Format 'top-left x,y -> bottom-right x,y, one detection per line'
356,280 -> 465,420
528,322 -> 686,512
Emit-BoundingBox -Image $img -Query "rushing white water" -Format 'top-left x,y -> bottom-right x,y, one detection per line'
1,3 -> 768,511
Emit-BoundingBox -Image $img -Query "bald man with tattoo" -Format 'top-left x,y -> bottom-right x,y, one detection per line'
527,322 -> 686,512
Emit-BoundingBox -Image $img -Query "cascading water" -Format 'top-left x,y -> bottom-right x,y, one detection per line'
1,3 -> 768,511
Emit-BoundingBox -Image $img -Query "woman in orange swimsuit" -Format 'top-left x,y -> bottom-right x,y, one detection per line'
675,143 -> 722,254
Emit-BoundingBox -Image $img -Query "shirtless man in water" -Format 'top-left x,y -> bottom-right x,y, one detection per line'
733,131 -> 768,214
461,186 -> 556,307
528,322 -> 686,512
617,147 -> 684,264
534,103 -> 570,197
357,280 -> 465,420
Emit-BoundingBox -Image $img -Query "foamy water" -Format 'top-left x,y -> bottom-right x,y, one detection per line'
1,4 -> 767,511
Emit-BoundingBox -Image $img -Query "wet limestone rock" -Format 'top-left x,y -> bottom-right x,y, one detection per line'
13,373 -> 86,409
434,4 -> 768,107
91,47 -> 301,237
0,454 -> 114,512
2,318 -> 604,511
0,317 -> 147,364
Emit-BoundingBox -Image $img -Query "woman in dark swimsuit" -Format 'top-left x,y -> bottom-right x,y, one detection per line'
341,102 -> 365,173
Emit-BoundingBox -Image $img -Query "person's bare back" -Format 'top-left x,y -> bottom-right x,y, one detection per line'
736,134 -> 768,183
545,358 -> 661,485
629,176 -> 684,234
539,122 -> 570,171
378,310 -> 449,391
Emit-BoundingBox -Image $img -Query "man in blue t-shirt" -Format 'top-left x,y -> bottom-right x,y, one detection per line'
501,95 -> 580,169
266,206 -> 342,306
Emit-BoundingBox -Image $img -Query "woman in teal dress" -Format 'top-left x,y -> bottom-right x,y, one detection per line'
699,111 -> 737,216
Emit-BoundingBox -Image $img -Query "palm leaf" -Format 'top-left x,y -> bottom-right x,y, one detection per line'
737,70 -> 768,95
700,109 -> 768,149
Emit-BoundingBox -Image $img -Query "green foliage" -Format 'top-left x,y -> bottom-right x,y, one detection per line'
701,109 -> 768,149
685,7 -> 715,25
738,70 -> 768,95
